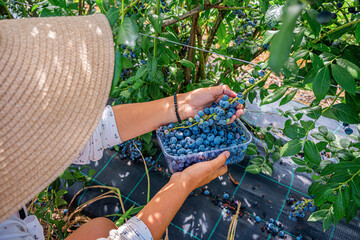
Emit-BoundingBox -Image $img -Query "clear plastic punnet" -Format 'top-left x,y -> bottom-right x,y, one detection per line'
156,119 -> 252,173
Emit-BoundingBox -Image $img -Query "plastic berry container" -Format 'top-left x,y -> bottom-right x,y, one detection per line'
156,119 -> 252,173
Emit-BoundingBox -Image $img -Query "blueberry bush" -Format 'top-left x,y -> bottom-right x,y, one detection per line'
2,0 -> 360,233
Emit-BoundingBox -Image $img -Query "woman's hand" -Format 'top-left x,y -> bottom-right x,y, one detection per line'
171,151 -> 230,192
177,85 -> 244,124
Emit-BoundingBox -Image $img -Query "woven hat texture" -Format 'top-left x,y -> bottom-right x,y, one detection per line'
0,14 -> 114,222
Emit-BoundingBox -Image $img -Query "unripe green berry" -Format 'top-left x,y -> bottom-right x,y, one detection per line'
199,119 -> 204,124
226,118 -> 231,124
188,117 -> 194,122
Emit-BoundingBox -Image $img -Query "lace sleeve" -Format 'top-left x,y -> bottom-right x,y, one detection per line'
73,105 -> 122,165
97,216 -> 153,240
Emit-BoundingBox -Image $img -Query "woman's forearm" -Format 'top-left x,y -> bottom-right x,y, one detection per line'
136,174 -> 192,240
112,94 -> 186,142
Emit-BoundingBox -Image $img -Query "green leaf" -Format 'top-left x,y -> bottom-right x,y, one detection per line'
283,124 -> 306,139
356,23 -> 360,43
272,150 -> 281,162
334,190 -> 346,220
179,59 -> 195,68
280,139 -> 303,157
245,164 -> 261,174
336,58 -> 360,80
316,141 -> 327,151
96,0 -> 108,14
345,200 -> 358,224
300,120 -> 315,132
313,66 -> 330,100
117,18 -> 139,49
310,52 -> 324,70
149,14 -> 163,34
292,49 -> 309,61
264,132 -> 274,149
261,163 -> 273,176
331,103 -> 360,124
246,143 -> 258,155
318,126 -> 328,135
291,157 -> 306,165
260,87 -> 288,106
88,169 -> 96,177
308,209 -> 328,222
149,84 -> 161,99
106,7 -> 120,27
331,64 -> 356,95
340,138 -> 351,149
293,28 -> 305,50
280,89 -> 297,106
217,22 -> 227,46
323,210 -> 333,231
263,30 -> 279,45
305,9 -> 320,38
141,132 -> 152,144
269,2 -> 302,74
295,166 -> 308,172
250,156 -> 264,165
110,46 -> 123,97
265,5 -> 283,28
304,140 -> 321,165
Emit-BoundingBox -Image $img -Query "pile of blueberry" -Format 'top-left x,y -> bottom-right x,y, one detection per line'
111,139 -> 143,161
121,45 -> 137,59
157,93 -> 249,172
286,197 -> 315,222
343,122 -> 353,135
257,217 -> 286,238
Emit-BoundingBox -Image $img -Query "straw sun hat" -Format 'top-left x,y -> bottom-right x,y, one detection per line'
0,14 -> 115,222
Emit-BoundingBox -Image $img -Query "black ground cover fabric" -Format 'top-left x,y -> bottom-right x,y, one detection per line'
64,99 -> 360,239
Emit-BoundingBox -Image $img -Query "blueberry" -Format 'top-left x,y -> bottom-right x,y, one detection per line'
222,95 -> 229,101
259,70 -> 265,76
316,11 -> 333,25
195,115 -> 201,122
196,137 -> 204,145
349,7 -> 356,13
204,107 -> 210,115
343,122 -> 349,127
170,137 -> 177,144
223,193 -> 229,199
256,216 -> 261,222
249,77 -> 255,84
337,2 -> 343,8
198,110 -> 204,117
204,190 -> 210,195
345,128 -> 353,135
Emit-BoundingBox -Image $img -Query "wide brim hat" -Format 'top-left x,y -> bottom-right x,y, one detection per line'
0,14 -> 114,222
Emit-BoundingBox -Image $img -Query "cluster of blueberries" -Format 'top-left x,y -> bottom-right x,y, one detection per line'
122,44 -> 137,59
286,197 -> 315,222
256,217 -> 287,238
111,139 -> 143,161
160,0 -> 170,13
157,94 -> 249,172
179,37 -> 190,55
248,70 -> 265,84
163,66 -> 171,83
337,2 -> 360,14
343,122 -> 353,135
